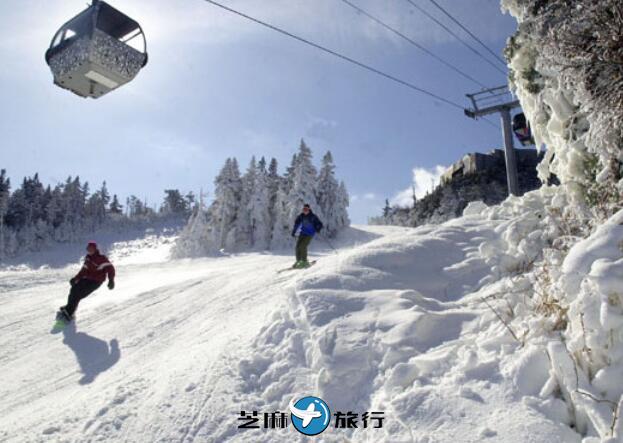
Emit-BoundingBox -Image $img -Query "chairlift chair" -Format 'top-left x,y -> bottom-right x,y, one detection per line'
45,0 -> 148,98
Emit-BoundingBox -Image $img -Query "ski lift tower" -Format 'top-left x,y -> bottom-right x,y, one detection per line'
464,85 -> 521,196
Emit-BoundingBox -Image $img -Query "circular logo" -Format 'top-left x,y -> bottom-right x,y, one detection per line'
289,396 -> 331,436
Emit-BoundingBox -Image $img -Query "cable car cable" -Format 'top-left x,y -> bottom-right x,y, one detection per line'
201,0 -> 465,110
201,0 -> 499,130
425,0 -> 507,67
401,0 -> 506,76
338,0 -> 489,89
337,0 -> 499,129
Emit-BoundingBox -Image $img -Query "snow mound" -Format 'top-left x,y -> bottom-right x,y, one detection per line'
463,200 -> 489,216
0,201 -> 617,442
224,212 -> 582,442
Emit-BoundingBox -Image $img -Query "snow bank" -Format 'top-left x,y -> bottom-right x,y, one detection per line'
497,1 -> 623,439
229,214 -> 584,441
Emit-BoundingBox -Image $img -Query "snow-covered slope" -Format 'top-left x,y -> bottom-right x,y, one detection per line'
0,213 -> 596,442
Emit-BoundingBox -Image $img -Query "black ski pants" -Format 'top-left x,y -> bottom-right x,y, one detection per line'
65,279 -> 102,316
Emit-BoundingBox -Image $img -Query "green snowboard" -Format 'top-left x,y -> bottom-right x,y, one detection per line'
51,312 -> 71,334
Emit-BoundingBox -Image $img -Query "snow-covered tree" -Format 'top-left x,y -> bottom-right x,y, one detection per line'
109,194 -> 123,214
85,182 -> 111,227
269,186 -> 293,249
271,140 -> 322,246
267,157 -> 281,229
161,189 -> 189,216
0,170 -> 10,260
210,158 -> 242,251
172,206 -> 212,258
283,153 -> 298,194
0,168 -> 198,259
184,192 -> 196,213
335,181 -> 350,230
235,157 -> 258,248
289,139 -> 321,215
175,140 -> 350,256
247,158 -> 271,249
316,151 -> 341,236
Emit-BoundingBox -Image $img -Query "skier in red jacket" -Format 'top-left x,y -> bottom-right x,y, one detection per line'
58,241 -> 115,322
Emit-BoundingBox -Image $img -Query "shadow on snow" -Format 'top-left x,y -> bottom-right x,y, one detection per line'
62,322 -> 120,385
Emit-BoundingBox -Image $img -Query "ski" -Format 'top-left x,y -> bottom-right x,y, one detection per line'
277,260 -> 317,274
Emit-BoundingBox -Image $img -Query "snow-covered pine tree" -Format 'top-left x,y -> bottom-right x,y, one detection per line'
109,194 -> 123,214
269,185 -> 292,249
383,199 -> 392,219
85,182 -> 110,228
235,157 -> 258,248
211,158 -> 242,251
60,176 -> 86,236
161,189 -> 189,216
283,153 -> 298,194
80,180 -> 89,228
335,181 -> 350,230
267,157 -> 281,227
47,185 -> 64,239
100,182 -> 110,214
247,158 -> 271,249
173,141 -> 350,256
290,139 -> 321,214
184,192 -> 196,213
271,139 -> 325,247
5,174 -> 49,251
172,204 -> 213,258
316,151 -> 340,236
0,170 -> 10,259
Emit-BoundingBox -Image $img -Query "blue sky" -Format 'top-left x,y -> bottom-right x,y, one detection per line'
0,0 -> 516,223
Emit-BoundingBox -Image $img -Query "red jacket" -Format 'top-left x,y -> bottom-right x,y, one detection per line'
73,251 -> 115,284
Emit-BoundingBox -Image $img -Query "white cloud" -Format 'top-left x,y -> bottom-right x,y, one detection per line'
305,117 -> 338,142
391,165 -> 446,207
363,192 -> 376,200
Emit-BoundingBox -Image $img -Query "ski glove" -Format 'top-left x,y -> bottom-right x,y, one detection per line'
108,280 -> 115,290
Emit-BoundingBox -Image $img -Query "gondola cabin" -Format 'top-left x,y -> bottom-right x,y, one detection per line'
512,113 -> 535,146
45,0 -> 148,98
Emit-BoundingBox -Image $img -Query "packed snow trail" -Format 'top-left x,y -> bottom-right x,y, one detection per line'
0,220 -> 580,442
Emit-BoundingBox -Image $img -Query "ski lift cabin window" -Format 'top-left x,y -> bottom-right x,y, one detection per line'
45,0 -> 148,99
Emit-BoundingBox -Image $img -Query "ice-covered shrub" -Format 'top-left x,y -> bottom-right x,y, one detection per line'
502,0 -> 623,221
500,1 -> 623,438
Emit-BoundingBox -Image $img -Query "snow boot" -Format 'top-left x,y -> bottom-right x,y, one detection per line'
58,307 -> 72,322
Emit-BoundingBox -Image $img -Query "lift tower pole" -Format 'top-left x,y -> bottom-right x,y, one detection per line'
464,86 -> 521,196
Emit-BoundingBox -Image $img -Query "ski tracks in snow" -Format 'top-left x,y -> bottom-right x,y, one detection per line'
1,222 -> 582,442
